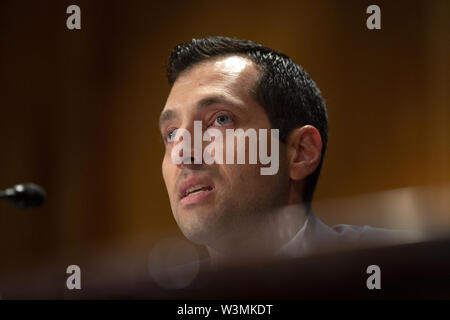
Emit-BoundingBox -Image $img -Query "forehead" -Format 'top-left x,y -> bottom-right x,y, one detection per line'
163,55 -> 259,111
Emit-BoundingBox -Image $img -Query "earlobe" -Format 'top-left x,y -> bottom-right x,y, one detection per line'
286,125 -> 322,181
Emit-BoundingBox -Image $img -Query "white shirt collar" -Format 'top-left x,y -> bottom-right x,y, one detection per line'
277,213 -> 313,258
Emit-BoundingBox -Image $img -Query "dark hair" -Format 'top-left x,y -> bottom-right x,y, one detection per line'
166,36 -> 328,209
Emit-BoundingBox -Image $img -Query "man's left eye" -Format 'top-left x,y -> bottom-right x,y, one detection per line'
214,114 -> 231,126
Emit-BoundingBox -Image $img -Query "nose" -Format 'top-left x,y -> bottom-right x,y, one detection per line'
177,154 -> 204,170
173,121 -> 204,169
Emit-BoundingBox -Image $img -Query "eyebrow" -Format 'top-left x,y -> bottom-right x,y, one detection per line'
158,94 -> 242,129
159,109 -> 177,129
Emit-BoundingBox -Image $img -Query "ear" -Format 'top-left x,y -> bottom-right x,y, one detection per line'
286,125 -> 323,181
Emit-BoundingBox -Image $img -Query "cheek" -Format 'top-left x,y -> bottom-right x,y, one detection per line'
161,157 -> 174,193
220,162 -> 263,193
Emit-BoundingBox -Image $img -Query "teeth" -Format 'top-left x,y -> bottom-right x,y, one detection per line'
185,184 -> 210,197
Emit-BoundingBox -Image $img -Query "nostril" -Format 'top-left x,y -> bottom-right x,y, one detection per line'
178,156 -> 197,165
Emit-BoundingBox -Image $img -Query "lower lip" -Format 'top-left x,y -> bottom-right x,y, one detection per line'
180,188 -> 215,206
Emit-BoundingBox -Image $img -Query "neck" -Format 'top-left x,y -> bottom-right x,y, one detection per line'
206,203 -> 308,266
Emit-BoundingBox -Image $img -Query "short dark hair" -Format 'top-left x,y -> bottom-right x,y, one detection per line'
166,36 -> 328,209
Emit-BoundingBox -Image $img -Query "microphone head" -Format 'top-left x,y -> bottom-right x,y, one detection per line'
2,183 -> 46,209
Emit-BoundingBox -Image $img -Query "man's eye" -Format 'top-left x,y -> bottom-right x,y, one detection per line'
214,114 -> 231,126
166,129 -> 177,142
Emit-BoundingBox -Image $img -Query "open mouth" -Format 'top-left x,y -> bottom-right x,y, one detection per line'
178,177 -> 215,206
181,184 -> 214,199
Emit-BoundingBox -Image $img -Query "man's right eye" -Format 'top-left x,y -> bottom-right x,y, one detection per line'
166,129 -> 178,142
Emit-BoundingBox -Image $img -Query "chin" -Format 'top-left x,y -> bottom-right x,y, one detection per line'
179,226 -> 213,246
176,213 -> 223,246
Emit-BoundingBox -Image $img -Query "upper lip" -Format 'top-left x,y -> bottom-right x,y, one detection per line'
178,176 -> 215,199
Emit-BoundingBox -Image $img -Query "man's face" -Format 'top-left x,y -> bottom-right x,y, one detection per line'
160,55 -> 289,247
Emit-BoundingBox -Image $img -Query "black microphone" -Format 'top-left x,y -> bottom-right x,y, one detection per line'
0,183 -> 46,209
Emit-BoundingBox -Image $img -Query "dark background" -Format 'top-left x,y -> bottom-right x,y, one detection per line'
0,0 -> 448,286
